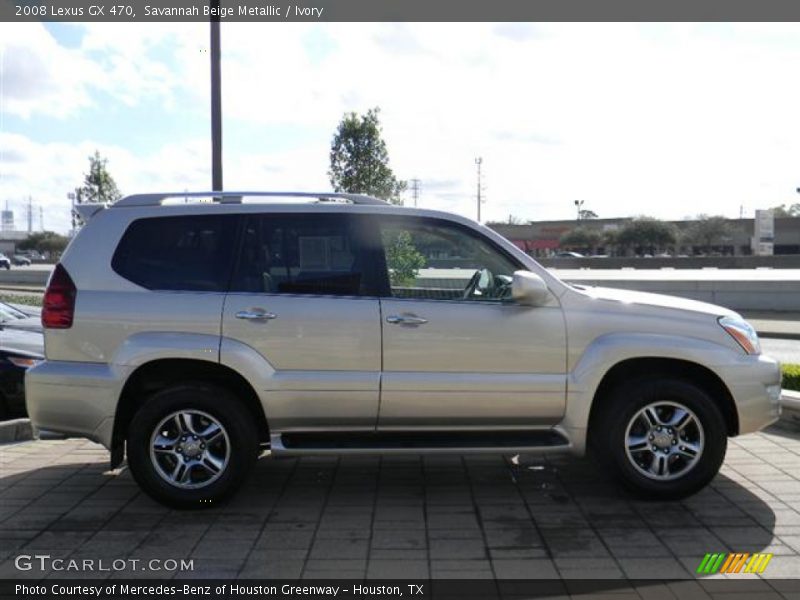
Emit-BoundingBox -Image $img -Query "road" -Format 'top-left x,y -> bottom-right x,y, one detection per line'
762,338 -> 800,365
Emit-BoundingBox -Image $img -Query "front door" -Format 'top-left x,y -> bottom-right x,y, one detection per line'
221,212 -> 382,432
376,217 -> 567,429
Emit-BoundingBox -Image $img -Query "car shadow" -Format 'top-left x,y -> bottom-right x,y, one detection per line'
0,438 -> 788,596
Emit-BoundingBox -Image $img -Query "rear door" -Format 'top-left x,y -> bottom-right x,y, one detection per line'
221,212 -> 383,432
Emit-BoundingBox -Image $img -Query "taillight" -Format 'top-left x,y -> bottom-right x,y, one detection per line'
42,263 -> 77,329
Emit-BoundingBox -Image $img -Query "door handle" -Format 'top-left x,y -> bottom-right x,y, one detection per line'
386,315 -> 428,325
235,309 -> 277,321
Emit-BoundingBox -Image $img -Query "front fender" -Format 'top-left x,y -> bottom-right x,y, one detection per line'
561,332 -> 741,454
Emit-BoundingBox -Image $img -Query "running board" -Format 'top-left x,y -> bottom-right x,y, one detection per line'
270,430 -> 571,456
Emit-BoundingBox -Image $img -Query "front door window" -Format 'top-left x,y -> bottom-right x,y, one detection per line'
380,219 -> 520,302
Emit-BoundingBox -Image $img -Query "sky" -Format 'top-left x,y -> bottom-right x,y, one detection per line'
1,22 -> 800,234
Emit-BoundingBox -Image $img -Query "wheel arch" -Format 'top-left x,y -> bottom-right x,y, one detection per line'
587,357 -> 739,444
110,358 -> 269,469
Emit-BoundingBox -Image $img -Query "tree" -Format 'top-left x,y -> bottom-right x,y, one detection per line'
560,227 -> 601,253
578,209 -> 598,219
617,217 -> 677,255
328,108 -> 406,205
75,151 -> 122,205
383,230 -> 426,286
685,215 -> 733,253
770,203 -> 800,218
17,231 -> 70,257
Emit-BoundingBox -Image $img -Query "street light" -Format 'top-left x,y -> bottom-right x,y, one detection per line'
574,199 -> 584,221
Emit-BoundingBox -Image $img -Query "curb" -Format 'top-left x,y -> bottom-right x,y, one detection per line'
780,390 -> 800,429
757,331 -> 800,341
0,418 -> 35,444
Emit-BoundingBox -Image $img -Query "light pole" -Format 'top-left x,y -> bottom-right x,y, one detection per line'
475,157 -> 483,223
210,10 -> 223,192
574,199 -> 584,222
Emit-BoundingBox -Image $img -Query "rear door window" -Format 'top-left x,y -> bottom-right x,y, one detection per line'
112,215 -> 239,291
230,214 -> 378,296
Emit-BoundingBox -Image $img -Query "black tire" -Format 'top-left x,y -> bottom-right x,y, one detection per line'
127,383 -> 259,509
592,377 -> 727,500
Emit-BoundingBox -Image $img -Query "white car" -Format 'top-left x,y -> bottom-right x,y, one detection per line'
25,192 -> 781,508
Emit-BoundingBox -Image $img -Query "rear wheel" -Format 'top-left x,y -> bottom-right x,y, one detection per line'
127,383 -> 258,509
594,378 -> 727,499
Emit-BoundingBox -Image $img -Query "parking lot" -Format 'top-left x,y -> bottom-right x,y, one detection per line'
1,426 -> 799,593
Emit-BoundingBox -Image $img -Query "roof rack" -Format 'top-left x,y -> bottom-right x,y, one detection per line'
112,191 -> 388,208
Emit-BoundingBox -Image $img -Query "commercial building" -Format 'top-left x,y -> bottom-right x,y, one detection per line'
489,217 -> 800,257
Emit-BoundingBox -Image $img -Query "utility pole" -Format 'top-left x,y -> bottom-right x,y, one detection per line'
475,157 -> 483,223
409,178 -> 421,207
27,196 -> 32,232
39,206 -> 44,231
68,192 -> 76,231
210,8 -> 223,192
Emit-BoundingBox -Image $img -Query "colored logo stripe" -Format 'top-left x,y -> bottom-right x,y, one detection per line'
744,553 -> 773,574
697,553 -> 726,574
697,553 -> 773,574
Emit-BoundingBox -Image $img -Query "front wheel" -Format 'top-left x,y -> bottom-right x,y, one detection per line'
594,378 -> 728,499
127,383 -> 259,509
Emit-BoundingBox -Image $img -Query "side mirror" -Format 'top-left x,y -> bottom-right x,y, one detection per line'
511,270 -> 550,306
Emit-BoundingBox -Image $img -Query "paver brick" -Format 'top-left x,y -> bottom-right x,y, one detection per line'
0,426 -> 798,586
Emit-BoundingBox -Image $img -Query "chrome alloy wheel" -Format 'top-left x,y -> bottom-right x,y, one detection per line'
624,401 -> 705,481
149,410 -> 230,489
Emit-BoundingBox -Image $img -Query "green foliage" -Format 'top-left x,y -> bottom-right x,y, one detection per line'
0,293 -> 42,307
328,108 -> 406,205
783,364 -> 800,392
560,227 -> 601,249
75,151 -> 122,204
684,215 -> 733,251
578,209 -> 598,219
383,230 -> 426,287
17,231 -> 69,256
617,217 -> 677,252
771,204 -> 800,218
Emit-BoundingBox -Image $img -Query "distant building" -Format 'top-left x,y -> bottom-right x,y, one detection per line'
488,217 -> 800,257
0,230 -> 27,255
1,210 -> 14,232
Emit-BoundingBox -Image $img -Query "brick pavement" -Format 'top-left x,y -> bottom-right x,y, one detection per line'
1,426 -> 799,590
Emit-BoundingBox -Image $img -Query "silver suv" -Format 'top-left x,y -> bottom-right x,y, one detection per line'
26,192 -> 782,508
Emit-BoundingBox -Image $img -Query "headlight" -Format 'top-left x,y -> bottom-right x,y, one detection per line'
718,316 -> 761,355
6,356 -> 42,369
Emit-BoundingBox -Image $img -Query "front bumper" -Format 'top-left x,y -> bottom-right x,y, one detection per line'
715,353 -> 782,435
25,361 -> 126,449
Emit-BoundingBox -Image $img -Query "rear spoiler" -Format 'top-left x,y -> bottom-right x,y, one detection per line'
73,203 -> 107,222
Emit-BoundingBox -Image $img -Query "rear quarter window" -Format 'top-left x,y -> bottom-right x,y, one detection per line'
111,215 -> 238,291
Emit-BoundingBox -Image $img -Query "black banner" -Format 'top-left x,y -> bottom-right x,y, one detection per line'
2,579 -> 800,600
4,0 -> 800,22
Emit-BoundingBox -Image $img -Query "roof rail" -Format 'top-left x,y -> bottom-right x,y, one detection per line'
112,191 -> 388,208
